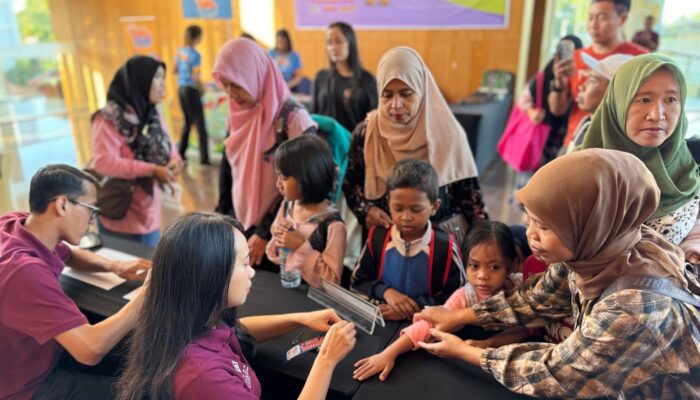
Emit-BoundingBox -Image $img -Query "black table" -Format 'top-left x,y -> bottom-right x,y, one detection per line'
60,236 -> 536,400
352,324 -> 534,400
238,270 -> 402,400
59,235 -> 152,317
451,95 -> 513,173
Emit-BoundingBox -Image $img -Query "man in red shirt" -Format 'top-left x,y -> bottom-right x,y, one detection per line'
548,0 -> 648,147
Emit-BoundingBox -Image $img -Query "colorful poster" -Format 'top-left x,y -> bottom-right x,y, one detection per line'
121,18 -> 160,58
295,0 -> 510,29
182,0 -> 233,19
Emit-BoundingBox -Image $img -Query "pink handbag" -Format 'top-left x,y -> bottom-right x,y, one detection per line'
497,72 -> 551,173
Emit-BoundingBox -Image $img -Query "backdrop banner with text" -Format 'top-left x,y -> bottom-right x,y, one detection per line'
295,0 -> 510,30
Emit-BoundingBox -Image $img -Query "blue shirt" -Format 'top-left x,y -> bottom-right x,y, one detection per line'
176,47 -> 201,88
268,49 -> 302,82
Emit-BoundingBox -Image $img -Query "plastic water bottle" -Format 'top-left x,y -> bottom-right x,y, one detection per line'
279,247 -> 301,288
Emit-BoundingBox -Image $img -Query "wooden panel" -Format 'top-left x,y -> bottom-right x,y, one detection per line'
49,0 -> 244,158
275,0 -> 525,102
48,0 -> 528,160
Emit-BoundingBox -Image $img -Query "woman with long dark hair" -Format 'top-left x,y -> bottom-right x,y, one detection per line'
311,21 -> 377,132
269,29 -> 303,91
117,212 -> 356,399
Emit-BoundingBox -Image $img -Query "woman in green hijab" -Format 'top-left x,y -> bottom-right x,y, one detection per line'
582,54 -> 700,247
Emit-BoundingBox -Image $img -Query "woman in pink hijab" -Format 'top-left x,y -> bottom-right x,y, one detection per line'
213,38 -> 317,268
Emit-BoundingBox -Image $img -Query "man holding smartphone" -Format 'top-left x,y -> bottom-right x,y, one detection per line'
548,0 -> 647,147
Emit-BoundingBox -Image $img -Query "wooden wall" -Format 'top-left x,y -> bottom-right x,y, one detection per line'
275,0 -> 526,102
49,0 -> 243,108
49,0 -> 244,161
48,0 -> 529,160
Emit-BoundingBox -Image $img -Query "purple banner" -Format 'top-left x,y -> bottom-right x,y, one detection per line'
295,0 -> 510,30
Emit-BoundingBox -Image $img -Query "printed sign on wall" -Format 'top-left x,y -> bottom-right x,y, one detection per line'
121,17 -> 160,58
182,0 -> 233,19
295,0 -> 510,30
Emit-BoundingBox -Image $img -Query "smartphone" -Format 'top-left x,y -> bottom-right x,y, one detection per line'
556,39 -> 575,61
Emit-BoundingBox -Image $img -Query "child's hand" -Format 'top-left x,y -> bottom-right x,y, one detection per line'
378,304 -> 405,321
353,351 -> 396,381
275,229 -> 305,251
383,288 -> 420,320
274,220 -> 305,251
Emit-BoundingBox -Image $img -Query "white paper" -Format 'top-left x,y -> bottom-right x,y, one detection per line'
122,287 -> 143,301
94,247 -> 139,262
61,247 -> 139,290
61,267 -> 126,290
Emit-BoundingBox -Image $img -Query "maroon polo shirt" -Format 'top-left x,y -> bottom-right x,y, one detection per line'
0,211 -> 88,399
174,322 -> 262,399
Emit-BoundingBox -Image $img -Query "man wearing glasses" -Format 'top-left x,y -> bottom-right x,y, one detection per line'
0,164 -> 151,399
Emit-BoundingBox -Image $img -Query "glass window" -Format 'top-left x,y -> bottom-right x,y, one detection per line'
543,0 -> 700,137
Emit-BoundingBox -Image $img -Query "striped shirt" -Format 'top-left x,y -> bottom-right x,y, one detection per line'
473,262 -> 700,399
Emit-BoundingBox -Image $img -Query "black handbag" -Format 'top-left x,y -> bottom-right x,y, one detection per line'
84,168 -> 135,220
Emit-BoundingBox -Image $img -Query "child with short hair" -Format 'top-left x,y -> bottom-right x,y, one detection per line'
353,220 -> 528,382
351,159 -> 464,321
266,135 -> 346,286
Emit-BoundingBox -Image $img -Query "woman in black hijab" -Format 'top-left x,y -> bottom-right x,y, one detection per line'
91,55 -> 182,246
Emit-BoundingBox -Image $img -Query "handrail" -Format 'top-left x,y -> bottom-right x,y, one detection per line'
0,107 -> 92,124
661,49 -> 700,62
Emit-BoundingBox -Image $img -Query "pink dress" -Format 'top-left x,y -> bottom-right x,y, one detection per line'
91,112 -> 180,235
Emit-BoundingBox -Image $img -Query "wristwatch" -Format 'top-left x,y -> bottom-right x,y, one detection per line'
550,80 -> 565,92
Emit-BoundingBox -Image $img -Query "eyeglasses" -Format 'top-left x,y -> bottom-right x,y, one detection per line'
68,199 -> 101,221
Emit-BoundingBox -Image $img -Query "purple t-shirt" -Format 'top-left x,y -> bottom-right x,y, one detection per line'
174,322 -> 262,400
0,211 -> 88,400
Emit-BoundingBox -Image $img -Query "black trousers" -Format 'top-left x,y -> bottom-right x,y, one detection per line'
32,352 -> 117,400
178,86 -> 209,163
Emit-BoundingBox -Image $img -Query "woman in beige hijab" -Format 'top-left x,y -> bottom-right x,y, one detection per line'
414,148 -> 700,398
342,47 -> 487,238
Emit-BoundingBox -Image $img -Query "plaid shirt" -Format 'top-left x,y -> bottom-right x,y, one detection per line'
473,262 -> 700,399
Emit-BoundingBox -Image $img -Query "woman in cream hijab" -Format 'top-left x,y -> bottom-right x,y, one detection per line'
342,47 -> 487,237
415,148 -> 700,398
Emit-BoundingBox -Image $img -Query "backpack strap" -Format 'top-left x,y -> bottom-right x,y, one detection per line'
429,228 -> 454,296
369,226 -> 392,281
600,275 -> 700,308
307,212 -> 343,253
